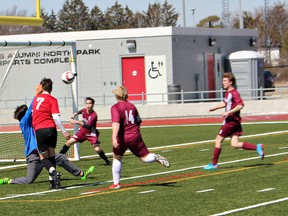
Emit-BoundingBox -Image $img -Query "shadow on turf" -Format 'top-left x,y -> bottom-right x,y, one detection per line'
243,163 -> 274,168
223,163 -> 274,169
125,181 -> 178,188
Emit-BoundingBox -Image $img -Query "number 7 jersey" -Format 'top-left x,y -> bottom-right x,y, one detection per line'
32,92 -> 60,131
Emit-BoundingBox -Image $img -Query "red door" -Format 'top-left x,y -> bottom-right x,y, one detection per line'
207,54 -> 216,98
122,57 -> 146,100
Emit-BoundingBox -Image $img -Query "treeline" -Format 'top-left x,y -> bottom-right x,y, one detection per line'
1,1 -> 288,65
0,0 -> 179,34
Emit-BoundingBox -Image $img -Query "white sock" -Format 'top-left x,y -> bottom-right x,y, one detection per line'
49,167 -> 56,175
141,153 -> 156,163
112,159 -> 122,185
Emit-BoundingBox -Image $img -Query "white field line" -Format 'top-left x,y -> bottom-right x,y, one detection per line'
138,190 -> 156,194
211,197 -> 288,216
257,188 -> 275,192
0,151 -> 287,201
3,129 -> 287,169
196,189 -> 215,193
79,129 -> 288,160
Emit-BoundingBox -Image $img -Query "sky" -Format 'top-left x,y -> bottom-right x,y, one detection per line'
2,0 -> 286,27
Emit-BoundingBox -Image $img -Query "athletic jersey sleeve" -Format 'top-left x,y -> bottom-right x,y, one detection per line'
21,98 -> 34,127
51,97 -> 60,115
52,114 -> 66,133
233,90 -> 244,106
111,105 -> 120,123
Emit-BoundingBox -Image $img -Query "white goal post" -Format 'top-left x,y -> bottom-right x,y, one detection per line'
0,40 -> 80,161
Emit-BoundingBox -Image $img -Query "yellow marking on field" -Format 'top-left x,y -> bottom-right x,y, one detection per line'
0,187 -> 137,203
0,160 -> 287,203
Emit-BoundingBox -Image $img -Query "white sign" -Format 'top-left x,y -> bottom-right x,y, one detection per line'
145,55 -> 167,104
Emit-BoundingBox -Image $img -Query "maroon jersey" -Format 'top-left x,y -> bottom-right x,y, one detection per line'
32,92 -> 60,131
79,108 -> 97,134
223,88 -> 244,124
111,100 -> 142,142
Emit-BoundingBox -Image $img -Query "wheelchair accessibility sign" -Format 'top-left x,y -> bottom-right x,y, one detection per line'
145,55 -> 167,103
145,55 -> 166,80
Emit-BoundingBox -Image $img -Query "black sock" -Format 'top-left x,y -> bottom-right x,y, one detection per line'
98,150 -> 109,163
49,157 -> 56,168
60,145 -> 70,154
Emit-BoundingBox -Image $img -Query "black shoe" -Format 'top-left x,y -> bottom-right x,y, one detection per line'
49,180 -> 55,189
55,172 -> 61,189
105,160 -> 112,166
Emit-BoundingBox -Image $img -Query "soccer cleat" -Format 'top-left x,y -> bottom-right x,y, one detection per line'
105,160 -> 112,166
55,172 -> 61,189
49,180 -> 55,189
109,183 -> 121,189
0,178 -> 12,185
257,144 -> 265,160
203,163 -> 219,170
50,172 -> 61,189
155,154 -> 170,167
81,166 -> 95,181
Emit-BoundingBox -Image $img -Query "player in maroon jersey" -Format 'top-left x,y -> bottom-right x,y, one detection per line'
109,86 -> 170,189
59,97 -> 111,165
203,72 -> 265,170
32,78 -> 70,189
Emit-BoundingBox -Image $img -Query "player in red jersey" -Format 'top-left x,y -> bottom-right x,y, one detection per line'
203,72 -> 265,170
32,78 -> 70,189
59,97 -> 111,165
109,86 -> 170,189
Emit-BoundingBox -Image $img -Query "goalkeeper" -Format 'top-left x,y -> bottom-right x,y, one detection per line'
0,86 -> 94,186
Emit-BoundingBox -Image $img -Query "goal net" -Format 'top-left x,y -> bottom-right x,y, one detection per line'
0,40 -> 80,162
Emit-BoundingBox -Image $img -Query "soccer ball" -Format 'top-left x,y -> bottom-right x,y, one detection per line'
61,71 -> 75,84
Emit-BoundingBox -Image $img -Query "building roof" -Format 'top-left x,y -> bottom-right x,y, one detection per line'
228,50 -> 264,59
0,27 -> 257,45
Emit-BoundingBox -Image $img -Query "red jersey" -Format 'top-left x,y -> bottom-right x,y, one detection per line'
32,92 -> 60,131
79,108 -> 97,134
111,100 -> 142,142
223,88 -> 244,123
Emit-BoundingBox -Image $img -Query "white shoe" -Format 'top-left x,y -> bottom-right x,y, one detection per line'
155,154 -> 170,167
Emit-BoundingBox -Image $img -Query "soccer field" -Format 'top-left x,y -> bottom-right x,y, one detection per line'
0,122 -> 287,216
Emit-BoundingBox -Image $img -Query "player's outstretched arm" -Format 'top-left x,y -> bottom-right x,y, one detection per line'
209,101 -> 226,112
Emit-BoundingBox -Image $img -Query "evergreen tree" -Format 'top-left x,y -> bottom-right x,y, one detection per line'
43,9 -> 58,32
161,0 -> 179,27
58,0 -> 90,31
90,6 -> 105,30
104,1 -> 126,29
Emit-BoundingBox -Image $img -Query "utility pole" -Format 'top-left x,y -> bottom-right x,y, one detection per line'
182,0 -> 186,27
264,0 -> 270,64
239,0 -> 243,29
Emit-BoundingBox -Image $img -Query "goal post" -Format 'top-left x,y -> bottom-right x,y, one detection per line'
0,0 -> 44,26
0,40 -> 80,162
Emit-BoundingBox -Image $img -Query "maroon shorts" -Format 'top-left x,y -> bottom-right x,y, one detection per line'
73,130 -> 100,145
218,121 -> 243,137
113,136 -> 150,157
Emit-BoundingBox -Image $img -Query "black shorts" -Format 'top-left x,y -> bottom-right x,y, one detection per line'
35,127 -> 58,153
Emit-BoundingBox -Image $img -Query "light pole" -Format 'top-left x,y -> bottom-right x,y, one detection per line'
191,8 -> 196,27
182,0 -> 186,27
